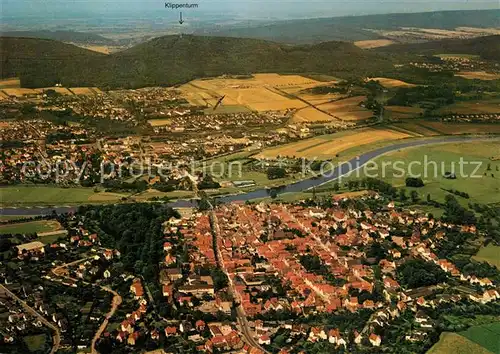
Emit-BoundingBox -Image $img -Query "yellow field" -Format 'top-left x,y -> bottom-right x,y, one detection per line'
255,128 -> 410,159
34,87 -> 73,95
354,39 -> 396,49
436,100 -> 500,115
2,88 -> 38,97
369,77 -> 416,88
70,87 -> 100,95
297,93 -> 342,105
318,96 -> 373,121
456,71 -> 500,80
292,107 -> 336,123
179,73 -> 335,112
385,105 -> 424,119
0,78 -> 21,89
148,119 -> 173,127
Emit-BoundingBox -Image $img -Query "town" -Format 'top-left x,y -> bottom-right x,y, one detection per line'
1,190 -> 499,353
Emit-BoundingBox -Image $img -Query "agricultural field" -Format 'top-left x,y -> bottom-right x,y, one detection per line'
318,96 -> 374,121
0,186 -> 126,206
255,127 -> 411,160
435,53 -> 481,60
390,122 -> 441,136
385,105 -> 424,119
436,99 -> 500,115
456,71 -> 500,81
369,77 -> 416,88
291,107 -> 337,123
392,120 -> 500,136
331,141 -> 500,205
0,77 -> 21,88
354,39 -> 396,49
427,332 -> 491,354
0,220 -> 62,235
473,244 -> 500,269
179,73 -> 336,112
148,118 -> 173,127
459,322 -> 500,354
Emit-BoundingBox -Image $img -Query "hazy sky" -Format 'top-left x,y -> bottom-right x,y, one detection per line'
2,0 -> 499,20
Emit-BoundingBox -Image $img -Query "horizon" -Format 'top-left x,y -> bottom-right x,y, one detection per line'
2,1 -> 499,29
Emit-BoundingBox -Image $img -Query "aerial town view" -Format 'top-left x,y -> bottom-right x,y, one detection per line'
1,1 -> 500,353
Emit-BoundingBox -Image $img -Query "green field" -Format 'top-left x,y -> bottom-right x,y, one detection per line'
473,244 -> 500,269
0,220 -> 62,235
427,332 -> 491,354
23,334 -> 47,352
459,322 -> 500,354
320,141 -> 500,205
0,186 -> 126,206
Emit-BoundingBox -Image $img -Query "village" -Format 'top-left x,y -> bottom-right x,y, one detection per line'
1,192 -> 499,353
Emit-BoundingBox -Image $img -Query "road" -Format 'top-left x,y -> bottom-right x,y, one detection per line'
3,135 -> 499,216
0,284 -> 61,354
50,258 -> 123,354
208,203 -> 270,354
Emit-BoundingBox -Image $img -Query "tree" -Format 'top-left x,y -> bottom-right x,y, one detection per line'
267,167 -> 287,180
426,194 -> 432,203
399,188 -> 407,202
410,190 -> 419,203
405,177 -> 424,188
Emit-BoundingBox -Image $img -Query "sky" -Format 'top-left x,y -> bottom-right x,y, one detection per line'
2,0 -> 499,21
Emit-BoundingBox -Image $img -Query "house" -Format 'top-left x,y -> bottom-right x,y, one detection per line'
165,326 -> 178,337
127,332 -> 140,346
258,334 -> 271,345
130,279 -> 144,299
369,333 -> 381,347
16,241 -> 45,257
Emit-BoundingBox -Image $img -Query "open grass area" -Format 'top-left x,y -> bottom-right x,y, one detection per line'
459,321 -> 500,354
319,141 -> 500,205
23,334 -> 47,352
0,215 -> 36,221
427,332 -> 491,354
0,186 -> 126,206
473,244 -> 500,269
0,220 -> 62,235
436,99 -> 500,115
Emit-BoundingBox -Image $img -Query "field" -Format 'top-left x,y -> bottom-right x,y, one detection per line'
318,96 -> 374,121
255,128 -> 411,160
0,78 -> 21,88
0,220 -> 62,235
436,99 -> 500,115
328,141 -> 500,205
291,107 -> 337,123
369,77 -> 416,88
23,334 -> 47,352
148,118 -> 173,127
473,244 -> 500,269
459,322 -> 500,353
456,71 -> 500,80
392,120 -> 500,136
427,332 -> 491,354
385,105 -> 424,119
0,186 -> 126,206
1,82 -> 104,98
354,39 -> 396,49
435,53 -> 481,59
179,73 -> 336,112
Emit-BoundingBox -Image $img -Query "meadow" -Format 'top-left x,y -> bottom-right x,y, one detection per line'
472,244 -> 500,269
427,332 -> 491,354
322,141 -> 500,205
0,220 -> 62,235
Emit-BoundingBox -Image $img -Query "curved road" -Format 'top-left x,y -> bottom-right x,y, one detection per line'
2,135 -> 499,215
51,259 -> 123,354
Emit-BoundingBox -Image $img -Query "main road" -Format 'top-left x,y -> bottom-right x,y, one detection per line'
208,202 -> 270,353
2,135 -> 499,216
0,284 -> 61,354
